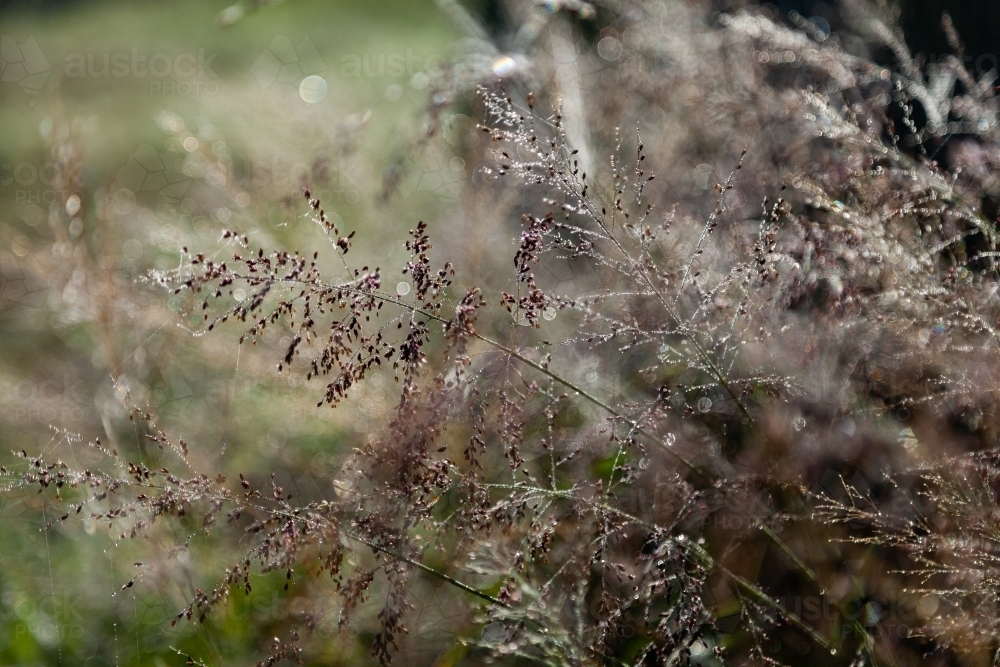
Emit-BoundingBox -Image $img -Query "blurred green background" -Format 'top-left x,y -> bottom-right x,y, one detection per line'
0,1 -> 475,664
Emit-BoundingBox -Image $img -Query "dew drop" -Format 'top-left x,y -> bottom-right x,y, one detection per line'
299,75 -> 328,104
793,416 -> 806,431
218,4 -> 245,25
597,36 -> 623,61
384,83 -> 403,101
396,282 -> 411,296
916,594 -> 939,617
897,427 -> 918,451
266,427 -> 287,448
481,621 -> 506,644
410,72 -> 429,89
122,239 -> 143,262
492,55 -> 517,78
112,189 -> 136,215
65,194 -> 81,216
697,397 -> 712,413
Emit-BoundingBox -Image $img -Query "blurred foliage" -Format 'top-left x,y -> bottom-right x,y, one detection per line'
0,1 -> 460,665
3,0 -> 1000,666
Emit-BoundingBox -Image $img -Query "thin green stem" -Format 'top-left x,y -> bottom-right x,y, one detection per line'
347,532 -> 504,607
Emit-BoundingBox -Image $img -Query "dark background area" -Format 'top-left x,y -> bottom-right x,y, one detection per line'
772,0 -> 1000,68
901,0 -> 1000,68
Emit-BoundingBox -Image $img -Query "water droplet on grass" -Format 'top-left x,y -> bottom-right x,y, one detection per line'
598,36 -> 623,61
299,75 -> 328,103
492,56 -> 517,77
